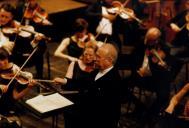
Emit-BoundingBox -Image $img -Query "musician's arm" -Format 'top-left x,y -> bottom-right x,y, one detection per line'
168,11 -> 186,31
85,2 -> 103,18
53,61 -> 75,85
165,83 -> 189,114
54,38 -> 78,62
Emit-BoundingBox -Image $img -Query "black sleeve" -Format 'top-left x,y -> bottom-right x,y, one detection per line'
61,77 -> 78,90
85,2 -> 102,18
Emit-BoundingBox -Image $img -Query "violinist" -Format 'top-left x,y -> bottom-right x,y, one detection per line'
0,47 -> 36,116
54,18 -> 95,62
131,27 -> 181,125
86,0 -> 122,50
0,3 -> 20,42
168,0 -> 189,59
15,0 -> 52,26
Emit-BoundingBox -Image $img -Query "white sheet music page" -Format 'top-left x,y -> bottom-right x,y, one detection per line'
26,93 -> 74,113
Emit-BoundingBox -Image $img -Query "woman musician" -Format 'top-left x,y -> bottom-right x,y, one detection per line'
0,47 -> 36,116
54,18 -> 96,62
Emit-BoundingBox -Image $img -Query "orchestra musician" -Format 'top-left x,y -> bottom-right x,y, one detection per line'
54,18 -> 95,62
168,0 -> 189,59
0,3 -> 47,79
0,47 -> 36,116
131,27 -> 182,126
85,0 -> 122,50
15,0 -> 52,26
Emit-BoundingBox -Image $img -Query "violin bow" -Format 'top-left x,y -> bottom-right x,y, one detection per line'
4,0 -> 40,89
12,0 -> 31,43
6,47 -> 38,88
123,0 -> 131,7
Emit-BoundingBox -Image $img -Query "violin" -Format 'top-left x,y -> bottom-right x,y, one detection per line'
2,24 -> 51,41
2,25 -> 35,38
107,1 -> 134,19
150,49 -> 168,68
24,2 -> 52,25
1,73 -> 29,85
107,0 -> 143,24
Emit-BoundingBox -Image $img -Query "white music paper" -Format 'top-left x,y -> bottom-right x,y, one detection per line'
26,93 -> 74,113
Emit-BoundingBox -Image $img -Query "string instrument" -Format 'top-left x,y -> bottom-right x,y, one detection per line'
73,33 -> 95,49
150,49 -> 168,68
1,73 -> 30,85
107,0 -> 143,24
24,2 -> 52,25
2,24 -> 51,41
2,25 -> 35,38
0,72 -> 52,91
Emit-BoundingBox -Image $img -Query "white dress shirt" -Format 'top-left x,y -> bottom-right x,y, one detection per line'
95,66 -> 113,81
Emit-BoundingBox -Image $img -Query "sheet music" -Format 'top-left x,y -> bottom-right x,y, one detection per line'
26,93 -> 74,113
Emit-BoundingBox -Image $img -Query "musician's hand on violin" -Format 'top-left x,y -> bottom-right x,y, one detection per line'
28,79 -> 37,87
31,33 -> 45,47
0,85 -> 8,93
170,23 -> 181,32
53,77 -> 67,85
157,61 -> 167,68
34,33 -> 45,41
2,27 -> 19,34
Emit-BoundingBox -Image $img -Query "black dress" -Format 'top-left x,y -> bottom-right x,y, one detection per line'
0,65 -> 27,115
62,62 -> 96,128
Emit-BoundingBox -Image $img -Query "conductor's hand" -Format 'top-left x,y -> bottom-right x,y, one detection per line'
53,77 -> 67,85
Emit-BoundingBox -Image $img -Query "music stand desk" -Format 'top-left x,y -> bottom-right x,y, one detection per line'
20,99 -> 69,128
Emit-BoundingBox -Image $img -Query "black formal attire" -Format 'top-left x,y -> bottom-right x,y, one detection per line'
83,67 -> 121,128
131,39 -> 182,122
168,10 -> 189,58
13,1 -> 48,78
0,65 -> 28,115
61,62 -> 96,128
67,38 -> 85,59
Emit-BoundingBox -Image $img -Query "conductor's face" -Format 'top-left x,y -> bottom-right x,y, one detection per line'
95,48 -> 109,70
